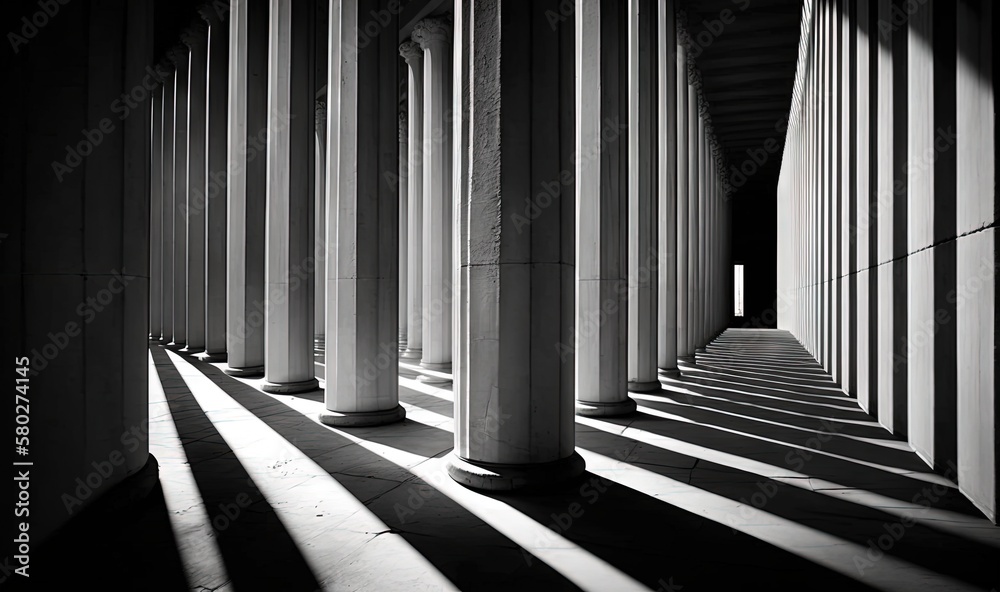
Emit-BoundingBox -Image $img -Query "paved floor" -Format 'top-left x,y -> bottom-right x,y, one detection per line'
31,329 -> 1000,591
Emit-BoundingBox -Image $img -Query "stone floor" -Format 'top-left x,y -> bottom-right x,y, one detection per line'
29,329 -> 1000,591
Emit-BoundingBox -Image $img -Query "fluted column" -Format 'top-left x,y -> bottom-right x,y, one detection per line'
675,27 -> 690,360
169,44 -> 190,347
686,63 -> 700,355
262,0 -> 319,394
183,22 -> 208,353
398,109 -> 408,351
413,17 -> 453,382
399,41 -> 424,362
320,0 -> 404,427
224,0 -> 268,377
202,4 -> 230,362
160,71 -> 176,344
627,0 -> 660,392
447,0 -> 583,490
150,88 -> 163,339
575,0 -> 632,416
657,3 -> 679,375
314,99 -> 327,341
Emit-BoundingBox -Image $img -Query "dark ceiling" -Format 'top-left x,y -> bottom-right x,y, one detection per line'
679,0 -> 803,187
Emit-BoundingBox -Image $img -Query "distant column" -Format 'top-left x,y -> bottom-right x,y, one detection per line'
169,44 -> 190,347
399,41 -> 424,363
182,22 -> 208,354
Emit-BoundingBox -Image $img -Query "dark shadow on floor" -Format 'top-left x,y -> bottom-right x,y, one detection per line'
151,346 -> 324,592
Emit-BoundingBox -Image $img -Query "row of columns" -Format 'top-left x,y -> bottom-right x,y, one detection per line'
777,0 -> 997,522
148,0 -> 735,490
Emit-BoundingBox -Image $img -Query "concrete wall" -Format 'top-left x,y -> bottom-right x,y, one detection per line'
776,0 -> 997,522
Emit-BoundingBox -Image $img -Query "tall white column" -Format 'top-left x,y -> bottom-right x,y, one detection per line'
182,22 -> 208,354
160,71 -> 175,344
856,0 -> 871,412
658,2 -> 679,375
956,0 -> 996,523
675,28 -> 690,360
398,109 -> 408,351
202,6 -> 229,362
150,88 -> 163,340
224,0 -> 268,377
686,58 -> 700,356
320,0 -> 404,427
447,0 -> 583,490
262,0 -> 319,394
399,41 -> 424,362
875,0 -> 896,431
414,17 -> 453,382
576,0 -> 633,416
627,0 -> 660,392
169,44 -> 190,347
314,99 -> 327,342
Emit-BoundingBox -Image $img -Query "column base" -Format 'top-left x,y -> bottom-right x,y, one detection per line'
628,380 -> 662,393
179,345 -> 205,354
447,451 -> 586,492
319,404 -> 406,427
198,351 -> 228,363
400,348 -> 423,361
166,341 -> 185,349
158,336 -> 170,345
658,368 -> 682,378
417,373 -> 452,386
695,347 -> 707,354
223,365 -> 265,377
261,378 -> 320,394
576,397 -> 637,417
420,361 -> 452,372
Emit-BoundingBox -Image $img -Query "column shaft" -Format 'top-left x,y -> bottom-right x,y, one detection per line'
575,0 -> 633,416
183,24 -> 208,353
204,8 -> 230,361
400,42 -> 424,362
170,45 -> 190,346
224,0 -> 268,376
658,3 -> 679,374
675,32 -> 690,359
161,73 -> 176,344
150,89 -> 163,339
262,0 -> 319,394
414,17 -> 453,378
321,0 -> 404,426
448,0 -> 583,490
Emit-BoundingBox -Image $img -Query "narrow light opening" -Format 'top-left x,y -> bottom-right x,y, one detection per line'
734,264 -> 744,317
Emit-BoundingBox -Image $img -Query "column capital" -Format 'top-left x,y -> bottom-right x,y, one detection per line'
181,21 -> 208,49
412,17 -> 452,49
399,40 -> 422,64
166,44 -> 189,68
197,2 -> 228,26
316,100 -> 326,133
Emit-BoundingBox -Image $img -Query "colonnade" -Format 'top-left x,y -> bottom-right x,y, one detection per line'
777,0 -> 997,521
148,0 -> 734,490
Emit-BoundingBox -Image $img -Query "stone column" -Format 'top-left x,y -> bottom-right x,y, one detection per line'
314,98 -> 327,342
320,0 -> 404,426
686,58 -> 700,356
627,0 -> 660,392
398,109 -> 408,351
202,5 -> 230,362
183,22 -> 208,354
693,92 -> 705,353
855,0 -> 871,412
262,0 -> 319,394
150,88 -> 163,340
413,17 -> 453,381
160,71 -> 175,344
675,27 -> 690,360
658,3 -> 678,375
224,0 -> 268,377
169,44 -> 190,347
399,41 -> 424,362
956,0 -> 996,523
575,0 -> 632,416
447,0 -> 584,490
